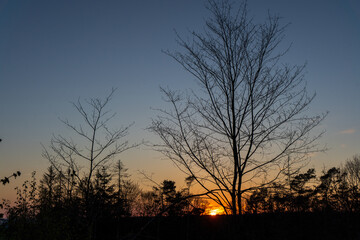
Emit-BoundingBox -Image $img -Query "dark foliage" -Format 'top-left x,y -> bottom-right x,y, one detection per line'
245,166 -> 360,214
1,162 -> 360,240
0,168 -> 206,239
1,172 -> 21,185
0,166 -> 139,240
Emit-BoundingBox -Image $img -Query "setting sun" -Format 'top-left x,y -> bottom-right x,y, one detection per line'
209,210 -> 218,216
208,208 -> 223,216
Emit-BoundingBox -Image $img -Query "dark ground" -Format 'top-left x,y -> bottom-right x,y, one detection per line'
103,213 -> 360,240
1,212 -> 359,240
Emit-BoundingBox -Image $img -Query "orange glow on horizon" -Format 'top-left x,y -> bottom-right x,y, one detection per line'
205,207 -> 225,216
209,209 -> 219,216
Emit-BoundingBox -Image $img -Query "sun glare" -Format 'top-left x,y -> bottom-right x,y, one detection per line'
209,210 -> 217,216
209,208 -> 222,216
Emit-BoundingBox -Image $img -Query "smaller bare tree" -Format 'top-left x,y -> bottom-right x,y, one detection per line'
344,155 -> 360,190
42,88 -> 137,202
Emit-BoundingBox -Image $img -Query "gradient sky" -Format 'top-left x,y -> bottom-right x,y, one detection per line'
1,0 -> 360,201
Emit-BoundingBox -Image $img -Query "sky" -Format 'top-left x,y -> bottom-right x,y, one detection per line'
1,0 -> 360,202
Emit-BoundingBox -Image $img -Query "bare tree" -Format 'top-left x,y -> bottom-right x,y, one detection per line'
344,155 -> 360,189
42,88 -> 137,202
149,0 -> 326,215
343,155 -> 360,211
113,160 -> 140,216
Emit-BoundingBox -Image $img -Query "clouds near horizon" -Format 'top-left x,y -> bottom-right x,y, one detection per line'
340,129 -> 356,134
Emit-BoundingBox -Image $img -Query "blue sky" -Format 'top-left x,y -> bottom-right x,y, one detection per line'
1,0 -> 360,199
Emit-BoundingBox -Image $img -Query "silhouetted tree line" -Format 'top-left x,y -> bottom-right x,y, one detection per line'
246,155 -> 360,214
0,163 -> 209,240
0,156 -> 359,240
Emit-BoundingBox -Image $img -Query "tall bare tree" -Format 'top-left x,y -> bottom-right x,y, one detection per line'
149,0 -> 326,215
